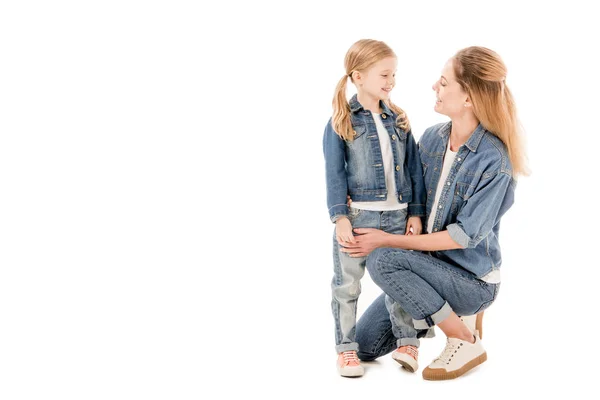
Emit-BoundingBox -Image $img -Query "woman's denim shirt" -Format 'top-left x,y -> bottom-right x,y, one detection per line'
323,95 -> 426,223
419,122 -> 516,278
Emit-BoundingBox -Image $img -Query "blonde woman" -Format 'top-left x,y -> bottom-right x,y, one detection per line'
346,46 -> 528,380
323,39 -> 426,377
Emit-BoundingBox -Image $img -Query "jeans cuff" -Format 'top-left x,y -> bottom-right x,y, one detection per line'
396,337 -> 420,348
336,342 -> 359,353
413,302 -> 453,329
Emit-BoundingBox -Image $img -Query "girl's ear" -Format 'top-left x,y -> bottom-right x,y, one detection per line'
351,70 -> 361,84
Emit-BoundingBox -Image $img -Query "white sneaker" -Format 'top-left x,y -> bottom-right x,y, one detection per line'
337,351 -> 364,377
460,311 -> 484,339
422,335 -> 487,380
391,345 -> 418,373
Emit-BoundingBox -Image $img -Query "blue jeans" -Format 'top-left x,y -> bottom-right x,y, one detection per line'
367,248 -> 499,328
331,208 -> 410,353
355,294 -> 433,361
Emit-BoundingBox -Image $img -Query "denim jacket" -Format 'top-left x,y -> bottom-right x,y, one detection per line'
323,94 -> 426,223
419,122 -> 516,278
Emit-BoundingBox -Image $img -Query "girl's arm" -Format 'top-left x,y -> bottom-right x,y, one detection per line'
323,119 -> 349,223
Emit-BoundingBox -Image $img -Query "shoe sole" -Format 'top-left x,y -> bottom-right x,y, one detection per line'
338,367 -> 364,377
422,352 -> 487,381
393,357 -> 417,373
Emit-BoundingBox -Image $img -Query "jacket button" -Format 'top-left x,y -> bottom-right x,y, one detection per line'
434,228 -> 438,232
396,165 -> 400,171
382,114 -> 387,119
399,195 -> 402,201
353,130 -> 357,136
392,135 -> 397,140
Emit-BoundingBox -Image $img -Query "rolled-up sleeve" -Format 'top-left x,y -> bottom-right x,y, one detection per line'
447,172 -> 514,248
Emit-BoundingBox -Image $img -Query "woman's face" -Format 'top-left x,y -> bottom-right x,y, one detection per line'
432,59 -> 470,117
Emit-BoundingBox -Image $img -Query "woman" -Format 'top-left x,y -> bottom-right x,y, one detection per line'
341,46 -> 528,380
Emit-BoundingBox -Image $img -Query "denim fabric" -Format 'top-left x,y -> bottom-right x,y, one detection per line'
355,293 -> 434,360
366,248 -> 499,330
331,208 -> 411,353
419,122 -> 516,278
323,94 -> 426,223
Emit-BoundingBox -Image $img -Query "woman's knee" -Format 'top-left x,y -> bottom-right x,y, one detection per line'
366,248 -> 410,278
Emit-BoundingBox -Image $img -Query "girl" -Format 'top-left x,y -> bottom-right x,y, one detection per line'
346,46 -> 528,380
323,39 -> 426,377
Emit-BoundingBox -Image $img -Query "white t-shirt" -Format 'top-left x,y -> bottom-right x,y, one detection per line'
427,140 -> 500,283
427,141 -> 457,234
351,113 -> 407,211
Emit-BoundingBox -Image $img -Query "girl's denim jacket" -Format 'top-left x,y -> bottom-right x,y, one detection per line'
419,122 -> 516,278
323,95 -> 426,223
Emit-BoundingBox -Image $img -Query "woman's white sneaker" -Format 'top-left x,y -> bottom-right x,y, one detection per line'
422,335 -> 487,380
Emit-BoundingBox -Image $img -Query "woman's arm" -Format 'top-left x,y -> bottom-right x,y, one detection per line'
340,228 -> 463,257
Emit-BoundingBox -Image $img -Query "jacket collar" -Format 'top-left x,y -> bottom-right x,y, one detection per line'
438,121 -> 486,152
349,94 -> 394,119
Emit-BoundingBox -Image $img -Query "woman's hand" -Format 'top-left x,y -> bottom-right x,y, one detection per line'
335,217 -> 355,245
406,216 -> 423,235
340,228 -> 390,257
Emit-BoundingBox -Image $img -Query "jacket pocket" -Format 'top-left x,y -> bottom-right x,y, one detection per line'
351,124 -> 367,140
451,182 -> 474,215
394,126 -> 407,141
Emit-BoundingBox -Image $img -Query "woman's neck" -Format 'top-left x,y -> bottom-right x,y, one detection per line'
449,113 -> 479,151
357,92 -> 382,114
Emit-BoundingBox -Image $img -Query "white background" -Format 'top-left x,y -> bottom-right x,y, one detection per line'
1,1 -> 598,398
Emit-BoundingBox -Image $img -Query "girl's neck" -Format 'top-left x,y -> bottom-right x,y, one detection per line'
357,92 -> 382,114
449,113 -> 479,151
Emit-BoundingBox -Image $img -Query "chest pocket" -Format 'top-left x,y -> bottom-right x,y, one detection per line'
352,125 -> 367,139
451,182 -> 476,215
393,126 -> 407,141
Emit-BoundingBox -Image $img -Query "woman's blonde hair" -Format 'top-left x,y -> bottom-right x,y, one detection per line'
332,39 -> 409,141
453,46 -> 529,176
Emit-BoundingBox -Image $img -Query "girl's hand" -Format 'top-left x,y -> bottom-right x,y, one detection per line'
346,195 -> 352,208
406,216 -> 422,235
335,217 -> 355,245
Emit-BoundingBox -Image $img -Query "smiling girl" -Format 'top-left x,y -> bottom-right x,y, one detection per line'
323,39 -> 426,377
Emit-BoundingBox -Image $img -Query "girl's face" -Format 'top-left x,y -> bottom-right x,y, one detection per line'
355,57 -> 397,101
432,59 -> 470,117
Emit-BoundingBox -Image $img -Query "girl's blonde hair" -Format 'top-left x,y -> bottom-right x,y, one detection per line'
332,39 -> 409,141
453,46 -> 529,176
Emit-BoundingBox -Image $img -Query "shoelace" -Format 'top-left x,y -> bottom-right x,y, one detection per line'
405,346 -> 418,359
398,346 -> 418,359
342,351 -> 359,364
435,340 -> 459,365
